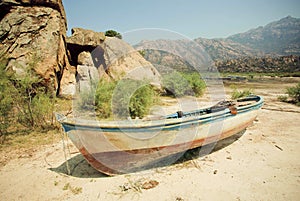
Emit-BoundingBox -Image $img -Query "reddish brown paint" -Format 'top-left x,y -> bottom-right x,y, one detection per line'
78,118 -> 255,176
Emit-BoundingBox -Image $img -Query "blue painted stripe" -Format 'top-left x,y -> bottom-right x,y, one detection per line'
61,96 -> 263,133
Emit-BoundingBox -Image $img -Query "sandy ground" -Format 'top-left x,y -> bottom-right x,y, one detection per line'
0,78 -> 300,201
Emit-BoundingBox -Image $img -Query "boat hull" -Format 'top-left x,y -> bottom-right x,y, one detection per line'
64,107 -> 259,175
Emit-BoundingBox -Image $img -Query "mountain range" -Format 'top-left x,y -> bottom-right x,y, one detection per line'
227,16 -> 300,56
136,16 -> 300,73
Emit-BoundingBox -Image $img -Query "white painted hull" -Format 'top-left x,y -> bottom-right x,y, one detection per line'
58,96 -> 263,175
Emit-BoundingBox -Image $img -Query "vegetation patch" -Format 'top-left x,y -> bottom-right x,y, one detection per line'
162,72 -> 206,97
112,79 -> 158,119
105,29 -> 122,39
77,73 -> 206,119
0,58 -> 59,144
231,87 -> 253,99
278,82 -> 300,106
77,79 -> 159,119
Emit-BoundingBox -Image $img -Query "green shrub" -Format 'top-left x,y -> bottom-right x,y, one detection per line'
0,56 -> 57,138
14,71 -> 56,129
0,60 -> 15,139
31,93 -> 55,129
129,84 -> 157,119
111,79 -> 157,119
77,79 -> 158,119
162,72 -> 189,97
95,80 -> 117,119
105,30 -> 122,39
277,82 -> 300,106
231,88 -> 253,99
277,95 -> 288,102
182,73 -> 206,97
162,72 -> 205,97
138,50 -> 146,57
286,82 -> 300,106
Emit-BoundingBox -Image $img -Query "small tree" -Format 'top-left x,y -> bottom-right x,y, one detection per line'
105,30 -> 122,39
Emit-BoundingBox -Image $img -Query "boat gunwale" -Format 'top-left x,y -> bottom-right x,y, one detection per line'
59,96 -> 263,132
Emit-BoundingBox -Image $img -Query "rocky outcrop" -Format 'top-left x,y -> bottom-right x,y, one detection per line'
67,28 -> 106,47
0,0 -> 75,96
66,28 -> 161,92
216,55 -> 300,73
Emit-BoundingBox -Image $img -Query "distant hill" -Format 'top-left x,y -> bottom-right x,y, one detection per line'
193,38 -> 261,61
135,16 -> 300,73
140,49 -> 195,73
135,39 -> 201,73
227,16 -> 300,55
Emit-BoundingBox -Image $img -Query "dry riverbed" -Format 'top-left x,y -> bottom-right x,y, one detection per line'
0,77 -> 299,201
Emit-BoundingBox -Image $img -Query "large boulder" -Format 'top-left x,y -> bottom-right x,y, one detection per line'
101,37 -> 161,87
66,28 -> 161,92
0,0 -> 75,97
67,28 -> 106,47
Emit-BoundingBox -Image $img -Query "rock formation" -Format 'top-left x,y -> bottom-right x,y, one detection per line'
66,28 -> 161,92
0,1 -> 160,97
0,0 -> 75,97
67,27 -> 106,47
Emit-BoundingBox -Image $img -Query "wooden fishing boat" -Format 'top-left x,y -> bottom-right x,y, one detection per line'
56,95 -> 263,175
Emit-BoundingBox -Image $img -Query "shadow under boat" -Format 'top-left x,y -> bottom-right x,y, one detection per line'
49,154 -> 108,178
49,129 -> 245,178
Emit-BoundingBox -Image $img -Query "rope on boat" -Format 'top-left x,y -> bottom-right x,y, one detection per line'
55,113 -> 72,175
60,128 -> 71,175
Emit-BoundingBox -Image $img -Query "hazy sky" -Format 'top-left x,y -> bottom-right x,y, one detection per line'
63,0 -> 300,39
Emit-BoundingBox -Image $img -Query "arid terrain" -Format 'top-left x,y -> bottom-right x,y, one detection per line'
0,77 -> 299,201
